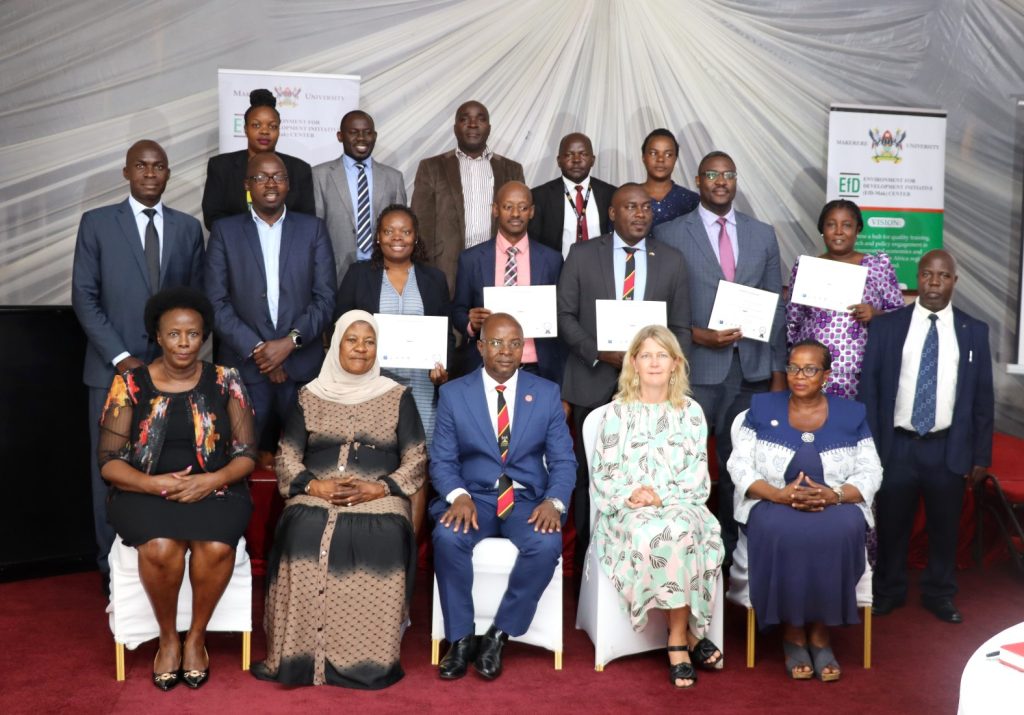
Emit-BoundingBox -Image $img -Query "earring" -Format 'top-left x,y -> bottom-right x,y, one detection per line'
669,375 -> 676,386
631,375 -> 639,388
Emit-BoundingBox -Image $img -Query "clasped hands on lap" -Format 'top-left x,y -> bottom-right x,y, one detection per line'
307,477 -> 387,506
147,466 -> 227,503
439,494 -> 562,534
626,485 -> 663,509
770,472 -> 840,512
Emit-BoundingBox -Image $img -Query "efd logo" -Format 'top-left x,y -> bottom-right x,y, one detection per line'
838,173 -> 861,198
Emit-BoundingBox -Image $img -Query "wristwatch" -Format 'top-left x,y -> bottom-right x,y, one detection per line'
546,497 -> 566,514
288,329 -> 303,348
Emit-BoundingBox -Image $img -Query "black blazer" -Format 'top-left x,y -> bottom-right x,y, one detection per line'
201,149 -> 315,230
528,176 -> 616,255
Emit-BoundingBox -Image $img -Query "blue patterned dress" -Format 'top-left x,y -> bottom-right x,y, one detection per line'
650,183 -> 700,226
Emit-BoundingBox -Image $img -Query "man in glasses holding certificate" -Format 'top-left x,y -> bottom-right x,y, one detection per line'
654,151 -> 787,564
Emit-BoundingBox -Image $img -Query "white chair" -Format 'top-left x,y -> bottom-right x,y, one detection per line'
107,534 -> 253,681
725,413 -> 873,669
576,403 -> 726,671
430,537 -> 563,669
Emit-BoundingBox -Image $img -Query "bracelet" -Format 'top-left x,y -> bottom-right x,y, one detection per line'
304,480 -> 315,495
832,485 -> 844,505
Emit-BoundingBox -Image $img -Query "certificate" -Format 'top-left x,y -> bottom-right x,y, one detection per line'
595,299 -> 667,351
707,281 -> 778,343
373,313 -> 448,369
790,255 -> 868,313
483,285 -> 558,338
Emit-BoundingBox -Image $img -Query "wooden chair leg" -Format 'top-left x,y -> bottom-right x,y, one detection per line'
554,650 -> 563,670
242,631 -> 251,671
863,606 -> 872,669
431,639 -> 440,666
595,662 -> 604,672
746,608 -> 756,668
115,642 -> 125,681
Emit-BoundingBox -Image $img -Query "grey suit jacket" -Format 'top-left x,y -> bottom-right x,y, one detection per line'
71,199 -> 205,389
653,209 -> 785,385
557,233 -> 692,408
312,156 -> 406,281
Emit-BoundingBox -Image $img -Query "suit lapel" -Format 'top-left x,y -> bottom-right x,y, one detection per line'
160,209 -> 176,280
481,240 -> 497,287
116,200 -> 154,292
734,213 -> 755,283
242,219 -> 271,327
952,308 -> 969,406
890,306 -> 914,386
642,238 -> 660,300
328,160 -> 355,223
507,372 -> 535,463
599,235 -> 616,299
687,213 -> 722,278
443,153 -> 465,238
466,370 -> 500,458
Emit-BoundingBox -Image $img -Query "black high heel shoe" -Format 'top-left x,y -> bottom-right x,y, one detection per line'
667,645 -> 696,689
152,648 -> 182,691
182,646 -> 209,689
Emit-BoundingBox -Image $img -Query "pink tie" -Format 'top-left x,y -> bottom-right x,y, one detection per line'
717,217 -> 735,281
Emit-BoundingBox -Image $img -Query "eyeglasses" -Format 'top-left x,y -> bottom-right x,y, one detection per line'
247,172 -> 289,184
699,170 -> 738,181
785,364 -> 825,377
481,338 -> 524,350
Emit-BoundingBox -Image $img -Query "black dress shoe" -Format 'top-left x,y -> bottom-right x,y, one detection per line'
473,625 -> 509,680
439,635 -> 477,680
182,646 -> 210,689
871,596 -> 905,616
922,597 -> 963,623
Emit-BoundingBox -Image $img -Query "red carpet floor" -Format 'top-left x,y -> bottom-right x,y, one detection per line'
2,562 -> 1022,714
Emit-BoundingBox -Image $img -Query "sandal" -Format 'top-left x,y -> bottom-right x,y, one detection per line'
782,641 -> 813,680
667,645 -> 697,689
690,637 -> 723,670
809,644 -> 841,682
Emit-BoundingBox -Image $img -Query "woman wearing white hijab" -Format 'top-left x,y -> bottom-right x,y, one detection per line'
252,310 -> 427,689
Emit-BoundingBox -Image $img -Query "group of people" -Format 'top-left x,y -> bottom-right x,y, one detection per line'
72,88 -> 993,693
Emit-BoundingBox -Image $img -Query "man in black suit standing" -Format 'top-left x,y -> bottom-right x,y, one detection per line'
860,249 -> 993,624
529,133 -> 615,258
557,183 -> 691,569
72,139 -> 205,583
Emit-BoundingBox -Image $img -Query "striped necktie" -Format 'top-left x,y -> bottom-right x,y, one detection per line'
495,385 -> 514,519
355,162 -> 372,256
911,314 -> 939,435
504,246 -> 519,286
622,247 -> 638,300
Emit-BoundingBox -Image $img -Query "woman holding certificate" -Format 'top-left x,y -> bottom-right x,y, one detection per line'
728,340 -> 883,682
785,200 -> 903,398
590,326 -> 725,689
334,205 -> 450,444
252,310 -> 427,689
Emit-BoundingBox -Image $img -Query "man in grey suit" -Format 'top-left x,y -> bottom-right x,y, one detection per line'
653,150 -> 786,560
558,183 -> 692,569
71,139 -> 205,582
312,110 -> 406,282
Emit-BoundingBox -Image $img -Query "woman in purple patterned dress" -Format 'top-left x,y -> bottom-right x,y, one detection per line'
785,200 -> 904,399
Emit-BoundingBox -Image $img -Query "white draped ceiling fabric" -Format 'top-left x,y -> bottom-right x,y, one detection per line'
1,0 -> 1022,431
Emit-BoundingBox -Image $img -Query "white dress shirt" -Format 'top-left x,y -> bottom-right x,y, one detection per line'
612,233 -> 648,300
894,298 -> 959,432
697,204 -> 739,266
445,369 -> 521,503
560,175 -> 601,259
456,146 -> 495,249
113,196 -> 165,366
252,206 -> 287,330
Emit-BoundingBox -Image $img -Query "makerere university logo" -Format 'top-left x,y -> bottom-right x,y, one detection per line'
274,86 -> 302,109
868,128 -> 906,163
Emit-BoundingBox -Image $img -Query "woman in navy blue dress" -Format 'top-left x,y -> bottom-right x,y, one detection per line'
639,129 -> 699,226
727,340 -> 882,682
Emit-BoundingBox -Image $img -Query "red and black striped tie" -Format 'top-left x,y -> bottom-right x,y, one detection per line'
622,247 -> 637,300
495,385 -> 514,519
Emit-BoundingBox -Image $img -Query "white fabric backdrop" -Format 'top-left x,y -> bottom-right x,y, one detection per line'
1,0 -> 1022,431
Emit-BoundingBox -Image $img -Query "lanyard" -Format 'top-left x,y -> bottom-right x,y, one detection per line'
564,184 -> 592,222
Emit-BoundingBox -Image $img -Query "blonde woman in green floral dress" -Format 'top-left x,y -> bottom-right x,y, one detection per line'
591,325 -> 725,689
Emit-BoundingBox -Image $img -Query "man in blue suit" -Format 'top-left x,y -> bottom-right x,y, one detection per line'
430,313 -> 576,681
72,139 -> 205,581
653,151 -> 787,560
860,250 -> 993,624
205,152 -> 336,443
453,181 -> 565,383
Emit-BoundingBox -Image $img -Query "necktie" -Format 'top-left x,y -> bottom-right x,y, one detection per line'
717,217 -> 735,281
142,208 -> 160,293
495,385 -> 514,519
622,247 -> 637,300
355,162 -> 372,256
575,185 -> 589,243
504,246 -> 519,287
911,314 -> 939,435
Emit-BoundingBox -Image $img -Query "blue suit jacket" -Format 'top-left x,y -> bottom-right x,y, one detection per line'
452,238 -> 566,384
858,304 -> 994,475
71,199 -> 205,388
654,209 -> 785,385
429,368 -> 576,508
204,211 -> 337,384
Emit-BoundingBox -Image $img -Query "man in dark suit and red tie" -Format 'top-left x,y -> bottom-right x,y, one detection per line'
204,152 -> 336,444
430,313 -> 576,681
528,132 -> 616,258
72,139 -> 205,585
453,180 -> 565,383
860,249 -> 993,624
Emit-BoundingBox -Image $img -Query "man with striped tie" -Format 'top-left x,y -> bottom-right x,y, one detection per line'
312,110 -> 407,283
429,313 -> 576,681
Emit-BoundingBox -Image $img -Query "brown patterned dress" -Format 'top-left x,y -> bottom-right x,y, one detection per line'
251,384 -> 426,689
